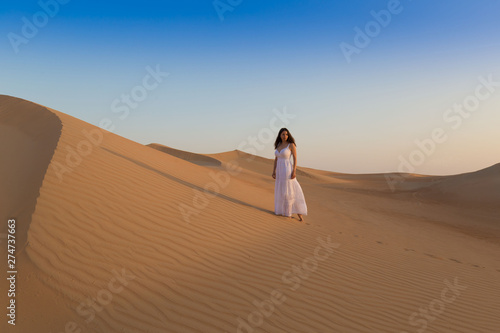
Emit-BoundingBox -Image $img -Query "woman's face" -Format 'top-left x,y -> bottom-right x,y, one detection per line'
280,131 -> 288,142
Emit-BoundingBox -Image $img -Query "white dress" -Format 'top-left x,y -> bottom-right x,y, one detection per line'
274,143 -> 308,216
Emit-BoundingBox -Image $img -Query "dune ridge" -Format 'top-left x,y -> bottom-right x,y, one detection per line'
0,95 -> 62,253
147,143 -> 222,167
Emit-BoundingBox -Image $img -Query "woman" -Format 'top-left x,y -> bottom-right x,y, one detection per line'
272,128 -> 308,221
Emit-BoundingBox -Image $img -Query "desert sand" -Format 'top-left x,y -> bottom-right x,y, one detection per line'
1,94 -> 499,333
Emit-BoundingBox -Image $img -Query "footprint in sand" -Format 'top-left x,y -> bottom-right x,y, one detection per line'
424,253 -> 444,260
448,258 -> 462,263
376,241 -> 383,244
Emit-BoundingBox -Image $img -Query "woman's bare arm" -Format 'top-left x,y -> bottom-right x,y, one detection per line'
290,143 -> 297,172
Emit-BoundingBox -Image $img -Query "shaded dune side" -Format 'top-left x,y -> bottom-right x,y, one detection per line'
0,95 -> 62,253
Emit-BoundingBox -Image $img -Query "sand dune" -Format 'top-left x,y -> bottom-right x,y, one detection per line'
1,95 -> 499,333
418,163 -> 500,207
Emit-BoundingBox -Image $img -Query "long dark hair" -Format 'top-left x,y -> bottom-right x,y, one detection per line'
274,128 -> 296,149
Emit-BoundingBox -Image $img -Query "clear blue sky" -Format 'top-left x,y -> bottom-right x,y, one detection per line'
1,0 -> 499,175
